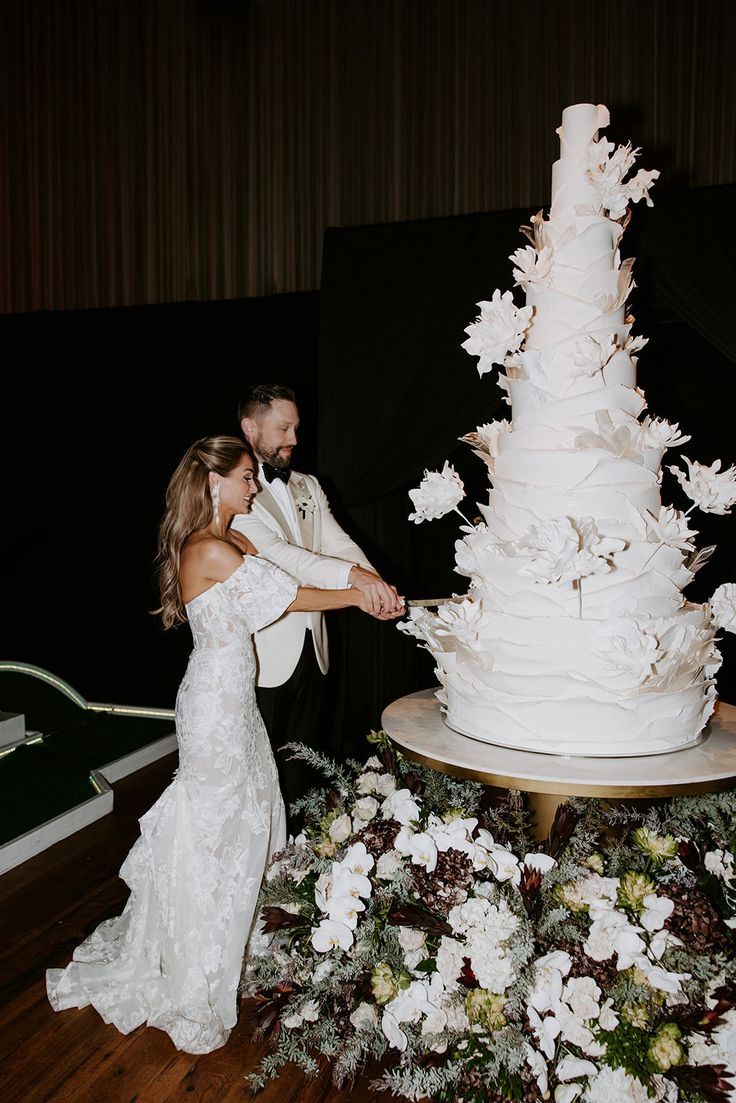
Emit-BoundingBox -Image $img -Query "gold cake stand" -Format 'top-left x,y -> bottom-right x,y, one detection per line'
381,690 -> 736,839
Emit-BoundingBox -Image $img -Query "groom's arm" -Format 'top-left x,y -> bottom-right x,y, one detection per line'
308,477 -> 403,612
230,509 -> 354,590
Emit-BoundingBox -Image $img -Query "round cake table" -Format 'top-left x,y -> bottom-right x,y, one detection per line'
381,690 -> 736,838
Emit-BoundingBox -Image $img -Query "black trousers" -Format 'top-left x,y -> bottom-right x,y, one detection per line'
255,632 -> 326,823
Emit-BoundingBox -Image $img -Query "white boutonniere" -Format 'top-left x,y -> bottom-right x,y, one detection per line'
294,493 -> 317,519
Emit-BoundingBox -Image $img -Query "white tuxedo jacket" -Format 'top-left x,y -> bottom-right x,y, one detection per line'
230,470 -> 374,688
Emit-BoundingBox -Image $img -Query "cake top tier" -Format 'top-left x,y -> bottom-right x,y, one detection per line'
551,103 -> 610,218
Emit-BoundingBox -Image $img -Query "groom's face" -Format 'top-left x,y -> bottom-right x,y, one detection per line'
244,399 -> 300,469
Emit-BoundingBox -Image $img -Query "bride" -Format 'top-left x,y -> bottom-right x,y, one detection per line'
47,436 -> 403,1053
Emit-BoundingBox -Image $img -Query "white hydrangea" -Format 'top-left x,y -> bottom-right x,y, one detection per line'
582,1065 -> 653,1103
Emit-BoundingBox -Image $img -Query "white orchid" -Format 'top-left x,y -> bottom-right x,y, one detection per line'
640,893 -> 675,933
330,866 -> 372,901
461,289 -> 533,376
524,852 -> 558,875
327,895 -> 366,930
408,462 -> 465,524
524,1044 -> 550,1095
311,918 -> 354,953
406,832 -> 439,872
557,1056 -> 598,1083
710,583 -> 736,633
340,841 -> 375,877
380,1009 -> 408,1051
669,456 -> 736,515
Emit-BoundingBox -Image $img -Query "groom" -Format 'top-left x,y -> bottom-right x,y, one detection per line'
231,383 -> 401,809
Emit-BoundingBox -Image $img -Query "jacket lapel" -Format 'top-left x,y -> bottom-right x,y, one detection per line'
254,483 -> 294,541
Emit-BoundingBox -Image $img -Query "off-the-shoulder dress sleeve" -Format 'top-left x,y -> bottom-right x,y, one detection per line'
220,555 -> 298,634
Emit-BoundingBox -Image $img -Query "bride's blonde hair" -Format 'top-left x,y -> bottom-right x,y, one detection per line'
155,436 -> 254,628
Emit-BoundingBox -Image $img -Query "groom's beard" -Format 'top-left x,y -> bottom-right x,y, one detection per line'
259,443 -> 293,470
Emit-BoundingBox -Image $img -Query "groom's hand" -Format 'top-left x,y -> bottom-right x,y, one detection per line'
349,566 -> 403,616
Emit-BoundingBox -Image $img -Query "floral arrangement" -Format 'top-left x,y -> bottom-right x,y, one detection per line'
247,736 -> 736,1103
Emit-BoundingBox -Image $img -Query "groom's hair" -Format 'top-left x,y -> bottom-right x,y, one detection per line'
238,383 -> 297,422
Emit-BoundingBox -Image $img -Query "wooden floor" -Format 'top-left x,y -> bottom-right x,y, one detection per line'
0,755 -> 384,1103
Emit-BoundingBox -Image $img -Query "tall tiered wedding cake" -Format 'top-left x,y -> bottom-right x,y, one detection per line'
404,103 -> 736,757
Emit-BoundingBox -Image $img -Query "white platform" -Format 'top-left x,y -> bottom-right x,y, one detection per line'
381,690 -> 736,798
0,733 -> 177,875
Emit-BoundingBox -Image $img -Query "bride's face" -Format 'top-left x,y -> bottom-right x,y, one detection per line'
216,457 -> 259,518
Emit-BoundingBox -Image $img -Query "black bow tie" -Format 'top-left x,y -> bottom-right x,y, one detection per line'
262,462 -> 290,485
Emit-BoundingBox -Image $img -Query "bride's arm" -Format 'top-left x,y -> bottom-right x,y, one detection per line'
288,586 -> 402,619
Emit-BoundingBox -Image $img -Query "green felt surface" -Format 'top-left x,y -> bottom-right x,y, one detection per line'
0,670 -> 175,846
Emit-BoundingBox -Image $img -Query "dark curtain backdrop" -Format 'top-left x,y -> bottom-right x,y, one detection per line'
0,292 -> 320,706
2,0 -> 736,313
318,186 -> 736,749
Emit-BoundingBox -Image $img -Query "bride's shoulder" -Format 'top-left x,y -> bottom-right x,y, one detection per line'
182,536 -> 243,578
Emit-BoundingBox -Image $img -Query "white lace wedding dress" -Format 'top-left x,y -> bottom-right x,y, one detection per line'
47,555 -> 298,1054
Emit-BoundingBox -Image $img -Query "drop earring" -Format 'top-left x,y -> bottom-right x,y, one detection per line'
212,480 -> 221,526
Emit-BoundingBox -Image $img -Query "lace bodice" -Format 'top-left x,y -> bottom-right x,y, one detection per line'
186,554 -> 297,646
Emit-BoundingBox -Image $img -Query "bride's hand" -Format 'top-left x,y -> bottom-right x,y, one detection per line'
355,591 -> 405,620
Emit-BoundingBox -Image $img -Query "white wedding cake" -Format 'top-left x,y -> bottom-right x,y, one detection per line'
404,103 -> 736,757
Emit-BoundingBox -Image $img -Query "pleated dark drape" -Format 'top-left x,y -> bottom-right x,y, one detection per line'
318,186 -> 736,747
2,0 -> 736,313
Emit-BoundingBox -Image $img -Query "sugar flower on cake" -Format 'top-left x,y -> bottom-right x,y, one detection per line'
460,418 -> 511,473
461,289 -> 533,376
593,258 -> 636,314
574,410 -> 647,463
669,457 -> 736,515
585,140 -> 659,220
571,334 -> 618,377
408,462 -> 465,523
433,597 -> 483,649
515,516 -> 625,585
600,617 -> 663,680
639,417 -> 691,451
645,506 -> 698,553
710,583 -> 736,633
509,244 -> 553,287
